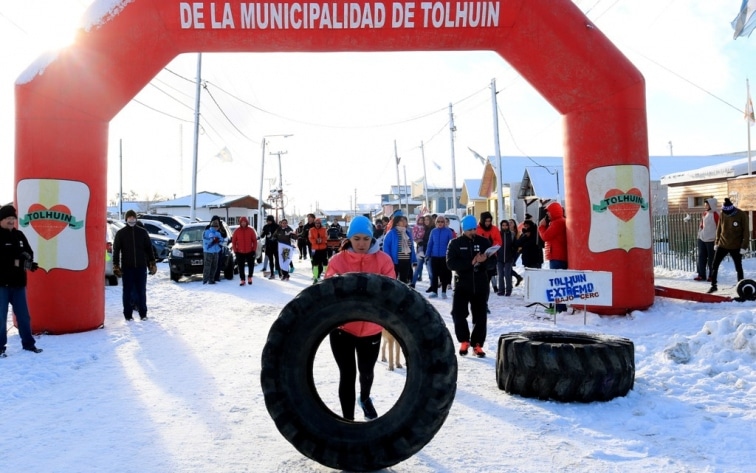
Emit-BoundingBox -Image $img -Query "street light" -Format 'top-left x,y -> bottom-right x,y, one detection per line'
259,134 -> 292,234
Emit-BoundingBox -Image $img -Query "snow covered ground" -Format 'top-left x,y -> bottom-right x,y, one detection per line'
2,256 -> 755,472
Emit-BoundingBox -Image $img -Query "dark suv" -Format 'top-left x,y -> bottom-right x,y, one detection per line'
168,221 -> 235,282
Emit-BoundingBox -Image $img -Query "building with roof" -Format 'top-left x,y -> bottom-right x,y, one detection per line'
660,155 -> 756,213
148,191 -> 264,227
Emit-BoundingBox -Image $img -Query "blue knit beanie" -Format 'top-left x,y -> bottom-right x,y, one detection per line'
347,216 -> 373,238
461,215 -> 478,231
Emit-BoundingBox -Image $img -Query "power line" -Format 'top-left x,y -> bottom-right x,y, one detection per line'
202,84 -> 254,141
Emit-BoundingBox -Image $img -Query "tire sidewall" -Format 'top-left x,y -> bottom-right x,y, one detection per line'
261,273 -> 457,471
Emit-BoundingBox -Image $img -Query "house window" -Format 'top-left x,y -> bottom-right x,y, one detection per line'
689,196 -> 711,208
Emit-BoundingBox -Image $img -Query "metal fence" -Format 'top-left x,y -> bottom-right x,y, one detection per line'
653,213 -> 698,272
652,212 -> 752,272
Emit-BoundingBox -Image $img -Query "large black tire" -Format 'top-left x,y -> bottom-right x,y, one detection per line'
261,273 -> 457,471
736,278 -> 756,301
169,270 -> 180,282
496,331 -> 634,403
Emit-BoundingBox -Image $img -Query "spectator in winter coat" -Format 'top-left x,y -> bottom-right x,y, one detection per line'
372,219 -> 384,239
202,217 -> 224,285
538,201 -> 568,313
382,215 -> 417,284
274,219 -> 296,281
309,218 -> 328,283
425,215 -> 455,297
232,216 -> 258,286
476,211 -> 502,294
295,220 -> 307,261
325,216 -> 396,421
496,220 -> 518,296
301,213 -> 316,260
695,198 -> 718,281
114,209 -> 157,320
410,214 -> 429,287
708,198 -> 750,293
508,218 -> 524,286
262,215 -> 280,279
447,215 -> 492,358
0,204 -> 42,355
513,219 -> 544,269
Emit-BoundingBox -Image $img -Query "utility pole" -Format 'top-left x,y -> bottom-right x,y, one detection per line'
270,149 -> 288,221
190,53 -> 202,220
491,78 -> 506,220
394,140 -> 402,213
448,103 -> 458,216
258,134 -> 292,234
119,139 -> 123,219
420,141 -> 430,212
403,165 -> 409,216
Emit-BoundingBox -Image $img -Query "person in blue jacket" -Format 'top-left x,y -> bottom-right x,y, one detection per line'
425,215 -> 455,298
202,218 -> 224,284
381,214 -> 417,284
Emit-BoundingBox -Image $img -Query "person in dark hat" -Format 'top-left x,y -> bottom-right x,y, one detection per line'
261,215 -> 280,279
113,209 -> 156,320
0,204 -> 43,356
708,198 -> 750,293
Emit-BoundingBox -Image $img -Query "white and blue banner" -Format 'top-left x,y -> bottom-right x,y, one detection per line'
524,269 -> 613,307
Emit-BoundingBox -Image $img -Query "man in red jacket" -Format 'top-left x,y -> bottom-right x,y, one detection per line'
231,216 -> 258,286
538,201 -> 568,314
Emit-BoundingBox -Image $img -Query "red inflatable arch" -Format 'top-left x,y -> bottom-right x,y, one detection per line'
15,0 -> 653,333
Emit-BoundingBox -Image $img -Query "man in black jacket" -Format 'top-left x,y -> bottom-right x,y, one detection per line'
0,205 -> 42,356
113,209 -> 156,321
446,215 -> 492,358
261,215 -> 280,279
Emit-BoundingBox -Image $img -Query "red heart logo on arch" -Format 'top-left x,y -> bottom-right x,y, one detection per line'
28,203 -> 71,240
604,188 -> 642,222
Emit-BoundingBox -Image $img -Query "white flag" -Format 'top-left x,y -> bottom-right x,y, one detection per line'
746,87 -> 755,126
215,147 -> 233,162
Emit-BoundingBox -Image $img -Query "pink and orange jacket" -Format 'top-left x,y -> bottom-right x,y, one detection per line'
325,247 -> 396,337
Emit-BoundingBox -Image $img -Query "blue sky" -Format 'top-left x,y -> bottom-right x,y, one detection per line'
2,1 -> 756,212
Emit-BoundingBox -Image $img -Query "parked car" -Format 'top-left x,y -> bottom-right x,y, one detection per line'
443,213 -> 461,235
168,221 -> 235,282
139,218 -> 179,241
137,214 -> 191,232
150,233 -> 172,262
105,222 -> 119,286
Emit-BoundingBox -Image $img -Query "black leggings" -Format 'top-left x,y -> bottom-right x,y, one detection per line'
329,329 -> 381,420
297,239 -> 308,259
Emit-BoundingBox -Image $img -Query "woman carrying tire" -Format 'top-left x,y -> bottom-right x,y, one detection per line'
325,216 -> 396,420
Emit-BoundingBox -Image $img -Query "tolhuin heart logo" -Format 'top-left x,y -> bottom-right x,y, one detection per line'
592,188 -> 648,222
26,204 -> 74,240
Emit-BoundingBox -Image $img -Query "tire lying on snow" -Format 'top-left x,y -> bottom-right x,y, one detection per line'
496,331 -> 634,403
261,273 -> 457,471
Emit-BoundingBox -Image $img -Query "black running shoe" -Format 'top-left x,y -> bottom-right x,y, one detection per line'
358,397 -> 378,420
24,346 -> 43,353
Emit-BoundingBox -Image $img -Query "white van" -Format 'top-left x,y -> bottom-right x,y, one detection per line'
443,213 -> 461,235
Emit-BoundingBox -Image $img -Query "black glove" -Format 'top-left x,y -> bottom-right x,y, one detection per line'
30,262 -> 39,272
